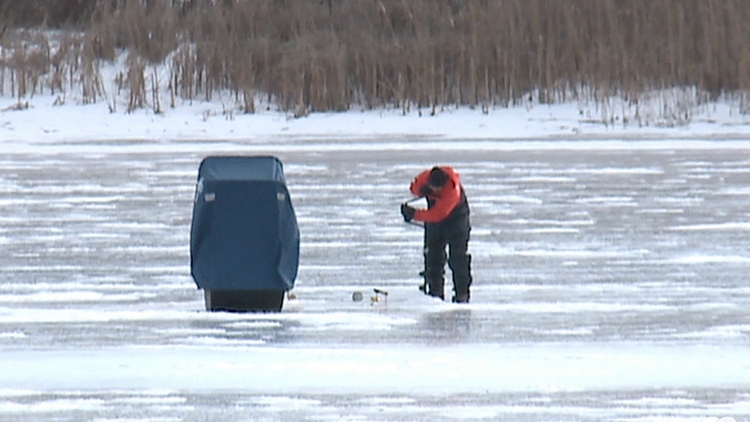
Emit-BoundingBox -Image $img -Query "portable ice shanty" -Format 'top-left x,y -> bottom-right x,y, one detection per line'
190,155 -> 300,312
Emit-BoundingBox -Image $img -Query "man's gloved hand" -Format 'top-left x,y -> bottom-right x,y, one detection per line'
400,203 -> 416,222
418,184 -> 433,196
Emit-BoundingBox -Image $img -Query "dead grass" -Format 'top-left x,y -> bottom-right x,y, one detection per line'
1,0 -> 749,122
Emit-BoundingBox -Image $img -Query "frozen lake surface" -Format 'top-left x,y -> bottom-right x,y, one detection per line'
1,139 -> 749,421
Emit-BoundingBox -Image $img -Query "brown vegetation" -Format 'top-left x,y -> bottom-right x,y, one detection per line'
0,0 -> 749,118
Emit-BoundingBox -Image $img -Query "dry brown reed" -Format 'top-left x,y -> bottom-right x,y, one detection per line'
1,0 -> 750,117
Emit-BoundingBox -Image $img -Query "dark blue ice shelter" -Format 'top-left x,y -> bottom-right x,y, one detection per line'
190,156 -> 299,312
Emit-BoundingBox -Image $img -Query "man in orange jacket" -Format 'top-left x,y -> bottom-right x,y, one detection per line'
400,166 -> 472,303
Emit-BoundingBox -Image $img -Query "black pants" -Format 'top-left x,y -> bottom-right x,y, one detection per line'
423,217 -> 472,300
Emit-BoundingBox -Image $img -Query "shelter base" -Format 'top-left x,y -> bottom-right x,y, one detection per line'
204,289 -> 285,312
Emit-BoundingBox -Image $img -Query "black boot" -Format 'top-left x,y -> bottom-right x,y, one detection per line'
452,292 -> 470,303
424,267 -> 445,300
451,253 -> 471,304
428,281 -> 444,300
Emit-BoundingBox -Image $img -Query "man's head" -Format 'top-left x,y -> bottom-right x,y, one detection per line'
428,166 -> 448,190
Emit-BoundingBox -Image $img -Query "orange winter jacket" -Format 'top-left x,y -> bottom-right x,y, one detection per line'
409,166 -> 463,223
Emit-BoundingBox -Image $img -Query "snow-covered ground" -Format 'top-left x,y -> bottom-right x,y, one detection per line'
1,92 -> 750,421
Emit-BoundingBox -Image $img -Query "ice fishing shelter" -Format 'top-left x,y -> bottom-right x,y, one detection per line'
190,156 -> 300,312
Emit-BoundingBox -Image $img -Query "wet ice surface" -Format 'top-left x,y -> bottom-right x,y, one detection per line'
2,142 -> 750,421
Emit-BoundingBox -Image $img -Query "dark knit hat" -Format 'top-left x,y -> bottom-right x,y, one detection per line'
428,166 -> 448,187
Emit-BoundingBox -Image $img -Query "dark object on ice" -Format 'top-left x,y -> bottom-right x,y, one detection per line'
373,288 -> 389,296
190,156 -> 300,312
